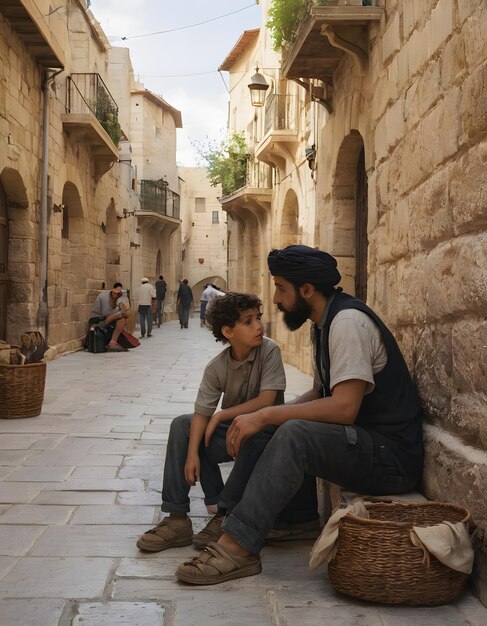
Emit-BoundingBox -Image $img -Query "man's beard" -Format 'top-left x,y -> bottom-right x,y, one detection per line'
278,293 -> 312,331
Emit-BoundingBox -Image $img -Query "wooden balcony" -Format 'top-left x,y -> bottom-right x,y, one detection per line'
220,160 -> 273,215
62,74 -> 119,177
255,94 -> 300,170
282,3 -> 382,111
0,0 -> 64,68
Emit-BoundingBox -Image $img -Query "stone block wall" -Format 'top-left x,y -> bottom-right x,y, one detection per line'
314,1 -> 487,526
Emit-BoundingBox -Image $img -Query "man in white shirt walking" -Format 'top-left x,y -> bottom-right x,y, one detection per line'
138,277 -> 156,338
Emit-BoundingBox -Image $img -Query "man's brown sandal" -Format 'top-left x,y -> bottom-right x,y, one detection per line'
136,517 -> 193,552
176,541 -> 261,585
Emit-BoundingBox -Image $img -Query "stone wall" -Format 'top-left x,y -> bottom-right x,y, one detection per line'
312,1 -> 487,525
0,3 -> 180,352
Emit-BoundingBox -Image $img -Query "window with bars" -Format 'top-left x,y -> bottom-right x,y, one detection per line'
212,211 -> 219,224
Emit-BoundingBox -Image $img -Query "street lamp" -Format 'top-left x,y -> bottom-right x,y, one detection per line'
248,67 -> 269,107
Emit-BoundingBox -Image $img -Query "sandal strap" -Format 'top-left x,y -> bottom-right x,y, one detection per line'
182,542 -> 244,577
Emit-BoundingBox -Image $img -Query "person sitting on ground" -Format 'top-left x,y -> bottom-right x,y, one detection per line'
175,245 -> 424,585
136,292 -> 287,553
200,283 -> 225,327
88,282 -> 130,352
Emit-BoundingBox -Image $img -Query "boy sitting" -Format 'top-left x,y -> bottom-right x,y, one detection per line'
136,292 -> 286,552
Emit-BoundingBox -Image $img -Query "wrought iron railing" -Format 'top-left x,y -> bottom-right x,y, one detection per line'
220,157 -> 272,200
65,73 -> 121,146
246,158 -> 272,189
263,94 -> 298,136
139,179 -> 180,219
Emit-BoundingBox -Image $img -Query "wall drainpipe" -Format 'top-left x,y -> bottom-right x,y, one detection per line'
37,68 -> 63,337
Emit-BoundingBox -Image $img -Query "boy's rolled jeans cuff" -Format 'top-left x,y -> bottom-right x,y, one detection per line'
204,494 -> 220,506
161,500 -> 190,514
223,513 -> 265,555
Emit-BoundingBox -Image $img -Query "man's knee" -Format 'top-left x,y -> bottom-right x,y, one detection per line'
170,414 -> 192,438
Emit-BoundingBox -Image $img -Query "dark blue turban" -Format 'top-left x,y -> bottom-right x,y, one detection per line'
267,245 -> 341,290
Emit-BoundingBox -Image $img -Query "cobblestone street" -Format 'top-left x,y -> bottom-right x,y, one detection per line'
0,320 -> 486,625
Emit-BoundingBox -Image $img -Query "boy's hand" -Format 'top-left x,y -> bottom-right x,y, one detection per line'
226,411 -> 264,457
184,453 -> 200,486
205,409 -> 231,447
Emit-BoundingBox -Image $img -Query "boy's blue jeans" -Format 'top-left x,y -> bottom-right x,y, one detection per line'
160,414 -> 318,523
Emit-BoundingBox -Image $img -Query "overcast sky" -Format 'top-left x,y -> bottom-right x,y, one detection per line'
90,1 -> 262,166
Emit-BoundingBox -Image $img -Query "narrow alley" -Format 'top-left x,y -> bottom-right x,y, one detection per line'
0,322 -> 486,625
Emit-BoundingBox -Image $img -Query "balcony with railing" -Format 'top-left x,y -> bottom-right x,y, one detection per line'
137,179 -> 181,229
255,94 -> 300,170
0,0 -> 64,68
220,158 -> 273,215
281,1 -> 382,112
62,73 -> 120,176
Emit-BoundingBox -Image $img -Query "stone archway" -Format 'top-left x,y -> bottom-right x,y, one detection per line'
0,181 -> 7,340
52,181 -> 88,344
279,189 -> 299,247
330,130 -> 368,300
0,167 -> 30,343
105,198 -> 121,288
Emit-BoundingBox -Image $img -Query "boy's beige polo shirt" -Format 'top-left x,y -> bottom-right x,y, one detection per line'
194,337 -> 286,417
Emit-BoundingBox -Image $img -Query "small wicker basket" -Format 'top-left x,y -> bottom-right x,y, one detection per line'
0,361 -> 47,419
328,500 -> 471,606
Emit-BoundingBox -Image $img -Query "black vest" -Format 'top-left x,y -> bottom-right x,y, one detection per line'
315,292 -> 423,473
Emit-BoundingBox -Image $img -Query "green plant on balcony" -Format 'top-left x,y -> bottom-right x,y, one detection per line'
194,132 -> 248,197
94,93 -> 121,147
267,0 -> 327,51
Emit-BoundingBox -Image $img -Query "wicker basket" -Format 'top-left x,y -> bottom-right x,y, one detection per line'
0,361 -> 47,419
328,501 -> 471,606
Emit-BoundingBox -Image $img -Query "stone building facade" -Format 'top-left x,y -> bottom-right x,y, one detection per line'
0,1 -> 183,350
221,0 -> 487,602
179,167 -> 227,304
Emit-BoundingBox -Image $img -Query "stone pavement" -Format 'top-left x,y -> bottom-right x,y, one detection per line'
0,320 -> 486,626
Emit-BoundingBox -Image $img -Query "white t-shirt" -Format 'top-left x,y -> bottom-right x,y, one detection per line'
313,309 -> 387,395
201,285 -> 225,302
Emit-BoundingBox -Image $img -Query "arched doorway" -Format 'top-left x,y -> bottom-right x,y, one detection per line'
280,189 -> 299,247
0,181 -> 7,340
105,198 -> 121,288
331,130 -> 368,301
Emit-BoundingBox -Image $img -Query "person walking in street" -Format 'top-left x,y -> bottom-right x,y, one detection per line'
200,283 -> 225,327
88,282 -> 130,352
155,275 -> 167,327
138,277 -> 156,338
136,292 -> 286,553
177,279 -> 194,329
175,245 -> 424,585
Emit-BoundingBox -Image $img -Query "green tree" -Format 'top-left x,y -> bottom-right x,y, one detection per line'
194,132 -> 248,196
267,0 -> 326,51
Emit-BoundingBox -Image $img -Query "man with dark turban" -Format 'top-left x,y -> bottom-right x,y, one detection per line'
176,245 -> 423,585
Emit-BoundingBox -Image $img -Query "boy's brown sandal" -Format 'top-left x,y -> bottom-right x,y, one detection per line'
176,541 -> 261,585
192,513 -> 224,549
136,516 -> 193,552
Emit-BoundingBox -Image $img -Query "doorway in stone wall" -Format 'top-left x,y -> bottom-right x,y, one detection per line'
60,182 -> 87,344
0,181 -> 7,340
105,198 -> 121,287
332,131 -> 368,301
280,189 -> 299,247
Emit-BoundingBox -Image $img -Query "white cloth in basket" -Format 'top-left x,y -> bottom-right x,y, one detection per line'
410,521 -> 474,574
309,500 -> 369,571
